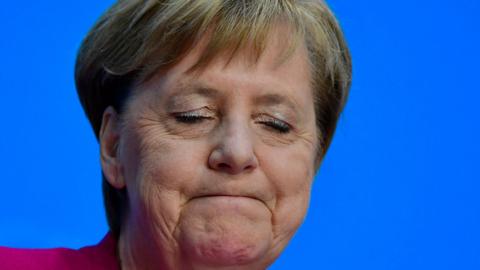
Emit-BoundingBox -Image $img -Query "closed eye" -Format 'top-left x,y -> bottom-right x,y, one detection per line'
256,116 -> 292,134
173,111 -> 213,124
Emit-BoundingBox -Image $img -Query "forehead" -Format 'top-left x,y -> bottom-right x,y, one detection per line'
191,24 -> 311,83
136,26 -> 313,107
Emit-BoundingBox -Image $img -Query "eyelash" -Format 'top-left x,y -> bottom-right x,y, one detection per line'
173,111 -> 292,134
257,118 -> 292,134
174,111 -> 212,124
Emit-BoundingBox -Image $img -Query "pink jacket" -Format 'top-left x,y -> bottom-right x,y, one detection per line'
0,233 -> 119,270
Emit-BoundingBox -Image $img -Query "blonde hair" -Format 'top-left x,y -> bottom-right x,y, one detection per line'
75,0 -> 352,237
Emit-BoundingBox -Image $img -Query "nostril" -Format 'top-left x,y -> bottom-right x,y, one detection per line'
217,163 -> 231,170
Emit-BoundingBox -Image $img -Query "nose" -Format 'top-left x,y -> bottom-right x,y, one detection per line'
208,121 -> 258,175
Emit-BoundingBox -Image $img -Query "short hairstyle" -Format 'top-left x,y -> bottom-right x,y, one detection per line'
75,0 -> 352,237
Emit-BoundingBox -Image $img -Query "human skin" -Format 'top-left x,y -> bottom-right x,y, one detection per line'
99,28 -> 319,270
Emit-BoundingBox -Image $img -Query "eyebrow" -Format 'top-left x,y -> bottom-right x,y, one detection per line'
166,79 -> 301,115
165,81 -> 220,110
253,93 -> 300,113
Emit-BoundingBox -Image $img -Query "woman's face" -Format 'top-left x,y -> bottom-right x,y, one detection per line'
104,33 -> 318,269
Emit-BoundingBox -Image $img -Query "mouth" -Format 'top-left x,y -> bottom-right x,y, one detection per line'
190,194 -> 267,207
188,193 -> 274,217
192,194 -> 260,201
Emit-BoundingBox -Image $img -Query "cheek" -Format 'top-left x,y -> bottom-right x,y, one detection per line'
260,144 -> 315,235
120,125 -> 208,234
124,119 -> 204,190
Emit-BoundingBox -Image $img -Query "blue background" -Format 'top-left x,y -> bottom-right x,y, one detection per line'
1,1 -> 479,269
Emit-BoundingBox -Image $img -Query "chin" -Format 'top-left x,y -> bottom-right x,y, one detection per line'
197,236 -> 268,266
177,224 -> 273,268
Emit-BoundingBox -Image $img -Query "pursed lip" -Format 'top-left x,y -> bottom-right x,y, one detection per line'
193,194 -> 260,200
190,193 -> 271,210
